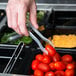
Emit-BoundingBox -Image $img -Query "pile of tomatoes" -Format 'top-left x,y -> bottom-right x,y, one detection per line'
31,45 -> 76,76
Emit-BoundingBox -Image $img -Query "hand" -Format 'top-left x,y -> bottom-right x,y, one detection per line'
6,0 -> 38,36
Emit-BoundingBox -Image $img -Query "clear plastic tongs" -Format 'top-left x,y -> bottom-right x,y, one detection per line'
28,22 -> 54,54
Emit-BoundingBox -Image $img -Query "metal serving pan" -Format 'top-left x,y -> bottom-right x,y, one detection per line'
0,0 -> 76,11
0,42 -> 76,76
39,10 -> 76,49
0,10 -> 6,32
0,10 -> 48,45
5,44 -> 76,75
0,45 -> 15,73
0,10 -> 76,49
0,42 -> 24,74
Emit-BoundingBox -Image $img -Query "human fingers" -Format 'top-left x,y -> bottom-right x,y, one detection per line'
18,7 -> 29,36
11,10 -> 22,35
6,7 -> 12,28
30,1 -> 39,29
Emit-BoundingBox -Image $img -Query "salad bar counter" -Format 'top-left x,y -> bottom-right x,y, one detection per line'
0,0 -> 76,76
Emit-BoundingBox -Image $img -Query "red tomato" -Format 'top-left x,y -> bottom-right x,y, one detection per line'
38,63 -> 50,72
35,54 -> 44,62
54,61 -> 66,70
66,63 -> 75,70
65,69 -> 75,76
62,61 -> 69,66
55,71 -> 65,76
32,60 -> 39,70
72,61 -> 76,66
45,45 -> 56,57
49,62 -> 55,71
34,69 -> 44,76
62,55 -> 73,63
52,53 -> 61,62
42,55 -> 51,64
75,62 -> 76,69
72,61 -> 76,69
45,71 -> 55,76
43,53 -> 52,59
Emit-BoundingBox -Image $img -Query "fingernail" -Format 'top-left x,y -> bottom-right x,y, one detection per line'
25,32 -> 29,36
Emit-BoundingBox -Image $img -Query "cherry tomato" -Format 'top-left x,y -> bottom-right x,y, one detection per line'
38,63 -> 50,72
54,61 -> 66,70
45,71 -> 55,76
45,45 -> 56,57
72,61 -> 76,66
62,55 -> 73,63
65,69 -> 75,76
55,71 -> 65,76
35,54 -> 44,62
62,61 -> 69,66
32,60 -> 39,70
42,55 -> 51,64
34,69 -> 44,76
52,53 -> 61,62
66,63 -> 75,70
43,53 -> 52,59
49,62 -> 55,71
72,61 -> 76,69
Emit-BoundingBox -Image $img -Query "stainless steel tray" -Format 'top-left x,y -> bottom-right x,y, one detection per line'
0,0 -> 76,4
0,2 -> 76,11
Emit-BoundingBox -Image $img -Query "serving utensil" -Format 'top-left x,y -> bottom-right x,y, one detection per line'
8,22 -> 54,54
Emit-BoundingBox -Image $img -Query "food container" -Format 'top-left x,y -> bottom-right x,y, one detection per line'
0,42 -> 76,75
0,10 -> 6,32
4,43 -> 76,75
0,10 -> 76,50
0,42 -> 24,73
0,10 -> 48,45
41,11 -> 76,49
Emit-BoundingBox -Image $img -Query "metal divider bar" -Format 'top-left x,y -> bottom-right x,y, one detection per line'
3,42 -> 24,73
0,3 -> 76,11
0,16 -> 7,32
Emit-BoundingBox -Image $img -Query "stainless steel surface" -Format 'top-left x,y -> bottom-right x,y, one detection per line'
0,3 -> 76,11
0,3 -> 6,9
0,0 -> 76,11
3,42 -> 24,73
36,0 -> 76,4
0,73 -> 26,76
0,56 -> 11,59
37,4 -> 76,11
56,26 -> 76,29
28,23 -> 48,54
8,34 -> 22,42
29,23 -> 54,47
0,44 -> 17,48
0,16 -> 7,31
0,0 -> 8,3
